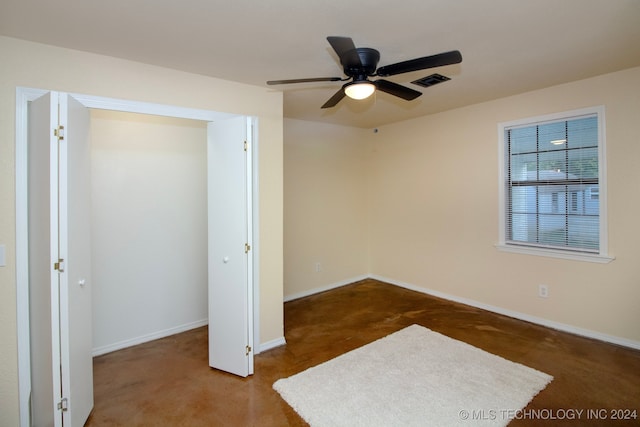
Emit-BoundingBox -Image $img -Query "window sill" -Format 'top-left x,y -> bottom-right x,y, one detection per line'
495,244 -> 615,264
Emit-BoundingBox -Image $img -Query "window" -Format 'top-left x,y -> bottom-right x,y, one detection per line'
498,106 -> 612,263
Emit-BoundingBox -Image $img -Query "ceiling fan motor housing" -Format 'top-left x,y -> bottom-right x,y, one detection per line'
342,48 -> 380,77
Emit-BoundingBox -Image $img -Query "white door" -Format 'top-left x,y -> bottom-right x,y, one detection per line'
28,91 -> 58,427
207,117 -> 254,377
28,91 -> 93,426
58,93 -> 94,426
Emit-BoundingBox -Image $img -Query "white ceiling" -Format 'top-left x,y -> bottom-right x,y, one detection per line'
2,0 -> 639,128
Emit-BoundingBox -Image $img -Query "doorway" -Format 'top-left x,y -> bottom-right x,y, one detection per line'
90,110 -> 209,356
15,88 -> 260,427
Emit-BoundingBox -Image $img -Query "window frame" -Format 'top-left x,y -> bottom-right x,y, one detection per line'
497,106 -> 613,263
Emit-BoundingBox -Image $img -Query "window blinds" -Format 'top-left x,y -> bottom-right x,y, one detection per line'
505,115 -> 599,252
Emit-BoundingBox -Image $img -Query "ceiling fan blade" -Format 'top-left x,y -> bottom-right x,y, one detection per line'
267,77 -> 343,85
374,79 -> 422,100
376,50 -> 462,77
321,87 -> 347,109
327,36 -> 362,67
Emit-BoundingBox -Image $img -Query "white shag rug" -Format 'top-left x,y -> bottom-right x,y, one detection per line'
273,324 -> 552,427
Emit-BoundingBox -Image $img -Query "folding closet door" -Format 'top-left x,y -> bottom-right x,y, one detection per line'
28,91 -> 93,427
207,117 -> 254,377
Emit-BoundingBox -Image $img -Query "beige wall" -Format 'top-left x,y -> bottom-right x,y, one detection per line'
0,36 -> 283,425
284,66 -> 640,347
368,66 -> 640,343
284,119 -> 370,298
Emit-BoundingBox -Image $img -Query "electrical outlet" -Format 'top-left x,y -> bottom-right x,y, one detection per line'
315,262 -> 322,273
538,284 -> 549,298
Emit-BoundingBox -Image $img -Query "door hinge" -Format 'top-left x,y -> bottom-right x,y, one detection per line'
54,258 -> 65,272
245,345 -> 252,356
244,140 -> 247,152
57,397 -> 68,412
54,125 -> 64,141
245,243 -> 251,253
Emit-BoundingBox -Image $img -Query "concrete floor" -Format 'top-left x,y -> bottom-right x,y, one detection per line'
86,279 -> 640,426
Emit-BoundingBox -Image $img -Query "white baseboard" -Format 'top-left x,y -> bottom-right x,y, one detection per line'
93,319 -> 287,357
284,275 -> 369,302
370,274 -> 640,351
258,336 -> 287,353
92,319 -> 208,357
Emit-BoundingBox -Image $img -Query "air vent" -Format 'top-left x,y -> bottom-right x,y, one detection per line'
411,73 -> 451,88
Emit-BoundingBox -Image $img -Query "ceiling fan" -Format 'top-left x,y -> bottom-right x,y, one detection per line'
267,36 -> 462,109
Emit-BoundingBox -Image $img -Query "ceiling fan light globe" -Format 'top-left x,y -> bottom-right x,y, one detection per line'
344,81 -> 376,100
